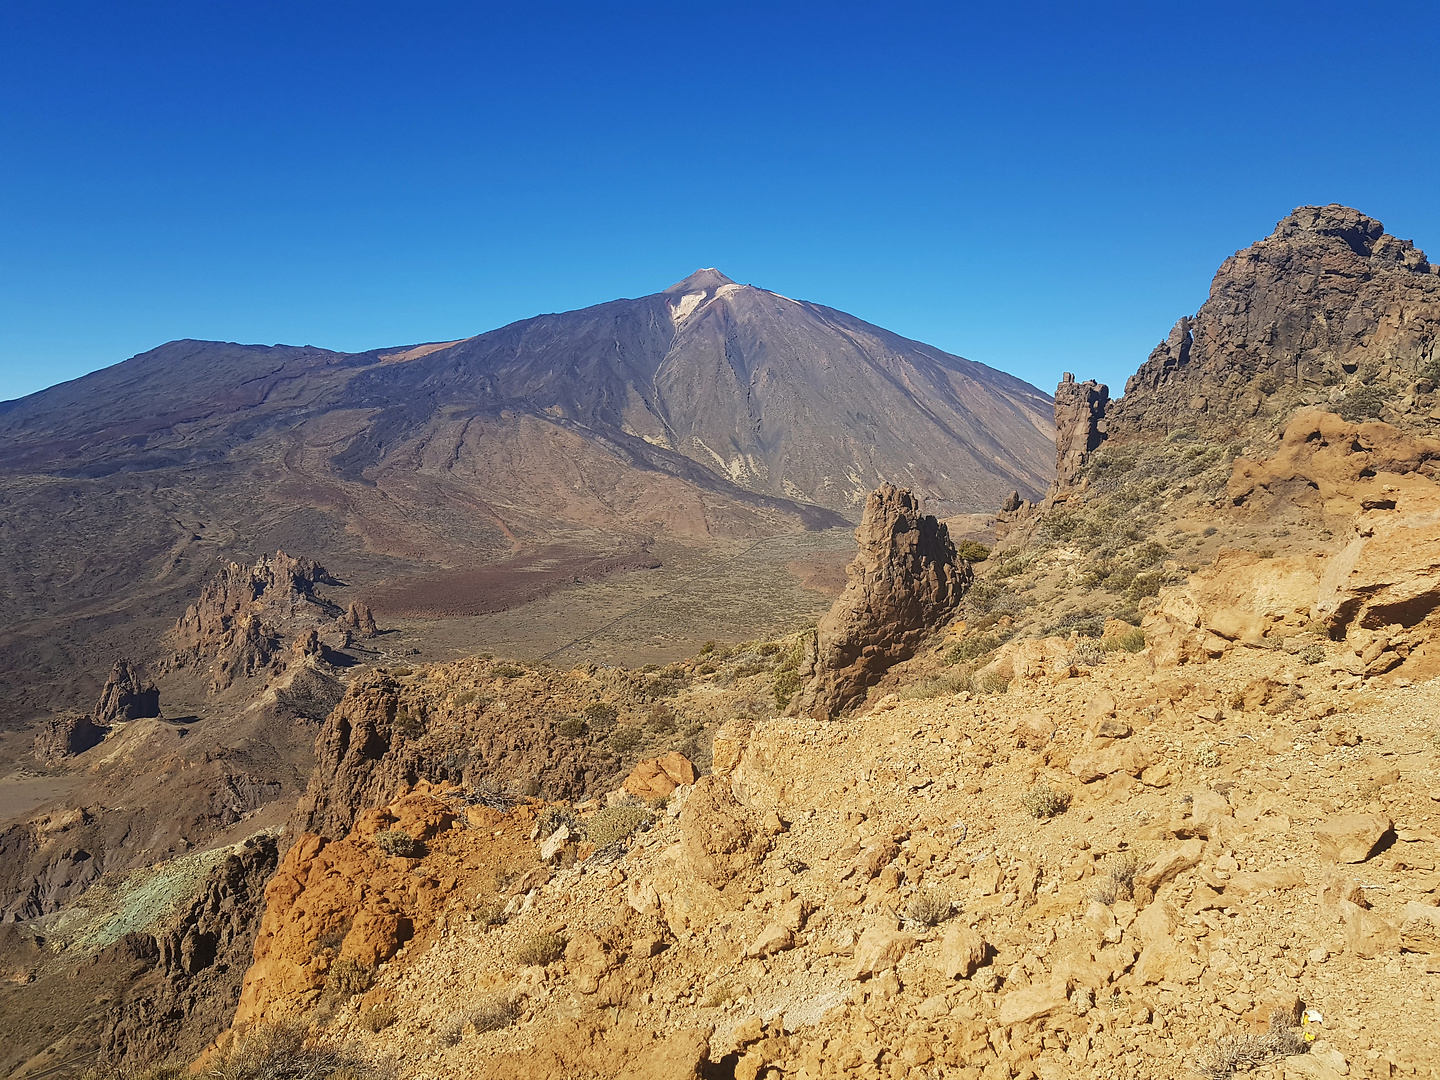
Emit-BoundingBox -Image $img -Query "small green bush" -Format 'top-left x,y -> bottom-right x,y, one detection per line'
374,829 -> 420,858
1338,384 -> 1388,422
1100,628 -> 1146,653
609,726 -> 642,753
1299,642 -> 1325,665
1193,742 -> 1221,768
1021,783 -> 1071,819
586,803 -> 649,850
583,701 -> 619,725
773,669 -> 803,709
454,689 -> 477,705
512,931 -> 566,967
491,663 -> 525,679
556,716 -> 586,737
696,663 -> 717,676
440,997 -> 519,1044
758,641 -> 782,656
956,540 -> 991,562
899,672 -> 971,701
361,1003 -> 397,1033
945,632 -> 1002,664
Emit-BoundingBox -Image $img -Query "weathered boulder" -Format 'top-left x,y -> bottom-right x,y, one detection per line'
623,751 -> 697,800
790,484 -> 970,718
1315,813 -> 1393,863
93,659 -> 160,723
33,712 -> 109,763
852,926 -> 915,978
934,924 -> 988,979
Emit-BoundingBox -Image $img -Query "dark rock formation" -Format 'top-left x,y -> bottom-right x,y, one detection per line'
1103,205 -> 1440,442
340,600 -> 379,638
167,552 -> 343,691
33,713 -> 109,763
94,659 -> 160,723
1051,373 -> 1110,497
791,484 -> 970,719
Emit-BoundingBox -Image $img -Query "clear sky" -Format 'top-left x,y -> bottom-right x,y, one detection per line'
2,1 -> 1438,403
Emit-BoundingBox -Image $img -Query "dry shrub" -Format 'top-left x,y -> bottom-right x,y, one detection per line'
205,1021 -> 381,1080
1090,849 -> 1142,904
439,997 -> 519,1045
360,1005 -> 396,1034
585,803 -> 649,850
1196,1014 -> 1308,1079
373,830 -> 418,858
512,931 -> 566,967
1020,783 -> 1071,819
905,889 -> 955,927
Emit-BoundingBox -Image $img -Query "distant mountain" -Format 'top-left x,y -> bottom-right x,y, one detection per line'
0,270 -> 1053,713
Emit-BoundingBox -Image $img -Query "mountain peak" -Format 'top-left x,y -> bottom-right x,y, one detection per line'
664,268 -> 735,294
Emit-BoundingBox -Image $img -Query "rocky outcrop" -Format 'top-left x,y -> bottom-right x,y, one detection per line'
33,713 -> 109,764
339,600 -> 379,638
790,484 -> 970,718
99,834 -> 279,1067
166,552 -> 343,691
1107,205 -> 1440,442
1051,373 -> 1110,497
94,659 -> 160,724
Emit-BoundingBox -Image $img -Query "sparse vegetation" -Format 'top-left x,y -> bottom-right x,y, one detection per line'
973,671 -> 1010,695
1299,641 -> 1325,664
943,632 -> 1004,664
905,889 -> 955,926
1337,383 -> 1389,422
956,540 -> 991,562
1193,742 -> 1222,768
585,803 -> 649,850
583,701 -> 619,725
1020,782 -> 1071,819
202,1020 -> 381,1080
512,931 -> 566,967
1101,627 -> 1146,653
1090,850 -> 1142,905
491,664 -> 525,679
1195,1014 -> 1308,1080
373,829 -> 420,858
898,672 -> 972,701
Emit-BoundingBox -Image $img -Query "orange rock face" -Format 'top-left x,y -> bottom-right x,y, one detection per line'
622,752 -> 697,800
233,786 -> 534,1026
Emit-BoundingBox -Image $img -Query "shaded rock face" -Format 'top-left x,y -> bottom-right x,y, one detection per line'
792,484 -> 970,718
166,551 -> 344,691
99,835 -> 279,1067
1103,205 -> 1440,442
1051,373 -> 1110,496
33,713 -> 108,764
340,600 -> 378,638
94,659 -> 160,724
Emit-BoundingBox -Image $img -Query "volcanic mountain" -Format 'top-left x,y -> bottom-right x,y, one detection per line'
0,270 -> 1053,716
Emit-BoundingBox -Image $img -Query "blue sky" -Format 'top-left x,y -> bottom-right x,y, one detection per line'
2,1 -> 1438,403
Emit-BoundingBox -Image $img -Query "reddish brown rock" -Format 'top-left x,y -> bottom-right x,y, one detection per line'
340,600 -> 379,638
32,712 -> 109,763
791,484 -> 971,718
93,659 -> 160,724
1051,372 -> 1110,496
623,751 -> 698,800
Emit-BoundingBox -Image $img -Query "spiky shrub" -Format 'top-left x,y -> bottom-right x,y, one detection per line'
1021,783 -> 1071,819
373,829 -> 419,858
585,803 -> 649,851
973,671 -> 1010,695
1193,742 -> 1222,768
772,669 -> 803,709
1196,1014 -> 1308,1080
322,956 -> 374,1000
1090,849 -> 1142,905
491,664 -> 525,679
512,931 -> 566,967
609,726 -> 642,754
944,633 -> 1003,664
439,997 -> 519,1045
956,540 -> 991,562
905,889 -> 955,927
360,1004 -> 396,1033
203,1020 -> 379,1080
1299,642 -> 1325,665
